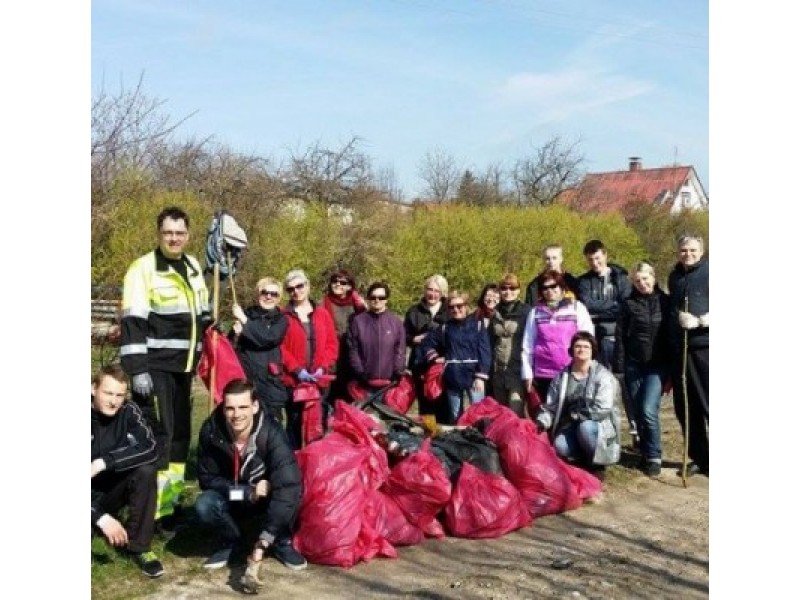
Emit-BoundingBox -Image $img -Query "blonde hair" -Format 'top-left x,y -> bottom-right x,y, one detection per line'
256,277 -> 281,291
447,289 -> 470,306
424,274 -> 449,297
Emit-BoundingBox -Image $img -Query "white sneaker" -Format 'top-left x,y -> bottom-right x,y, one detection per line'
203,547 -> 232,569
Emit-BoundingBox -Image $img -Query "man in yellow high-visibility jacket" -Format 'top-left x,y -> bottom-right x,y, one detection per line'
120,206 -> 211,523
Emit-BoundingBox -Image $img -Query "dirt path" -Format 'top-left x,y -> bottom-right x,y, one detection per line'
147,470 -> 708,600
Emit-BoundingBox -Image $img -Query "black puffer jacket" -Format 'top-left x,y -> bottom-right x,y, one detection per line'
197,407 -> 302,540
613,287 -> 671,372
232,305 -> 289,408
667,256 -> 709,350
404,300 -> 448,371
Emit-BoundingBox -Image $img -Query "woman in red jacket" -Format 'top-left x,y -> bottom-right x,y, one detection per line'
280,269 -> 339,449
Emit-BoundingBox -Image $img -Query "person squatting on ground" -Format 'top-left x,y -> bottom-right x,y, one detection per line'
524,244 -> 579,306
421,290 -> 491,425
195,378 -> 306,587
230,277 -> 290,425
534,332 -> 621,480
668,235 -> 709,477
120,206 -> 211,522
404,274 -> 449,419
320,268 -> 366,403
91,365 -> 163,578
346,281 -> 407,401
487,273 -> 531,417
279,269 -> 339,449
576,239 -> 636,444
613,261 -> 672,477
522,270 -> 594,410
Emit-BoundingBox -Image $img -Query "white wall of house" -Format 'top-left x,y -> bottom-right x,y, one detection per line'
666,170 -> 708,214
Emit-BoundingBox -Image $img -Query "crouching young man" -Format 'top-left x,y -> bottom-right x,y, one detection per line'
91,365 -> 163,578
195,378 -> 305,585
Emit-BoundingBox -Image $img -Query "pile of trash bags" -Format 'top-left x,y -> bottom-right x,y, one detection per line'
292,397 -> 602,568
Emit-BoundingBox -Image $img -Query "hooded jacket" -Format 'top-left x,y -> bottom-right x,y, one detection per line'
197,405 -> 302,541
421,316 -> 491,391
576,263 -> 632,338
233,305 -> 290,408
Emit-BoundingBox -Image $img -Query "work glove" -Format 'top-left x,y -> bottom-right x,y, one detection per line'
312,367 -> 325,380
698,313 -> 709,328
297,368 -> 316,383
678,311 -> 700,330
132,372 -> 154,397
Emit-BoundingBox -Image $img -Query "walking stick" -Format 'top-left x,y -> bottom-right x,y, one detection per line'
681,296 -> 690,488
209,262 -> 220,415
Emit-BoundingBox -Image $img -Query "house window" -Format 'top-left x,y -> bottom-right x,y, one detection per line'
681,191 -> 691,207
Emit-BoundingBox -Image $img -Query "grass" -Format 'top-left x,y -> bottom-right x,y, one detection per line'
90,353 -> 689,599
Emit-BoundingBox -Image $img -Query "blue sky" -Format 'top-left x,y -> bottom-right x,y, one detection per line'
91,0 -> 708,199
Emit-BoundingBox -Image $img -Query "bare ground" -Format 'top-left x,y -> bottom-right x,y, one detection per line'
147,466 -> 707,600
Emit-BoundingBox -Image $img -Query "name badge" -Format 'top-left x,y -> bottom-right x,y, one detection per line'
229,486 -> 246,501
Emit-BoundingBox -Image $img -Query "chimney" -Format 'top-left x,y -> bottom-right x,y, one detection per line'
629,156 -> 642,171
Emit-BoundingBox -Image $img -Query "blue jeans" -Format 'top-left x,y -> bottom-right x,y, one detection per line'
554,420 -> 599,464
444,389 -> 467,425
195,489 -> 291,548
625,363 -> 666,461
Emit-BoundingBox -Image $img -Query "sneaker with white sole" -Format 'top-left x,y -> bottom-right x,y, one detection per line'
203,547 -> 233,569
272,540 -> 307,571
132,551 -> 165,578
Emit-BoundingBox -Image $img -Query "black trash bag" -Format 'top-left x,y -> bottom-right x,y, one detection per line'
430,427 -> 503,482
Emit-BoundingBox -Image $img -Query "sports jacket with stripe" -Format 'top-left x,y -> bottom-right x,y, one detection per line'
120,248 -> 211,375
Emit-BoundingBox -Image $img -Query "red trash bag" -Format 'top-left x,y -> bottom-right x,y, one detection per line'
364,489 -> 425,547
293,431 -> 396,567
292,383 -> 324,446
423,362 -> 445,401
197,328 -> 247,405
331,401 -> 389,489
385,373 -> 415,414
443,462 -> 532,539
382,439 -> 451,537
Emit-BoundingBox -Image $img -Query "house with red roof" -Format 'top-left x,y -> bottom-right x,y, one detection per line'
560,157 -> 708,214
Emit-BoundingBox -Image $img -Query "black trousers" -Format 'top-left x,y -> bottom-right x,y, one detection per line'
92,463 -> 158,553
672,346 -> 709,471
133,370 -> 193,469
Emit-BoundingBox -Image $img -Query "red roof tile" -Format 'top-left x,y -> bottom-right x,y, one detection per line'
563,166 -> 692,213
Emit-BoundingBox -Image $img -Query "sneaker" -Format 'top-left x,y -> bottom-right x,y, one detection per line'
272,540 -> 307,571
203,547 -> 233,570
643,461 -> 661,477
680,462 -> 707,477
132,551 -> 164,578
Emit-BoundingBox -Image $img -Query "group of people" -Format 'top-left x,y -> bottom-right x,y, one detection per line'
92,205 -> 709,580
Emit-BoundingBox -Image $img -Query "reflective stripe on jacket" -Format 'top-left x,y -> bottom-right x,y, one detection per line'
120,249 -> 210,374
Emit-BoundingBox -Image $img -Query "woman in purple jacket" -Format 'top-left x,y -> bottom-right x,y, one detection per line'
345,281 -> 406,401
522,271 -> 594,406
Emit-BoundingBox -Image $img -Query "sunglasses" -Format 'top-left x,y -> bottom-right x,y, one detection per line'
331,279 -> 350,286
285,282 -> 306,293
259,289 -> 280,298
368,294 -> 387,301
541,283 -> 560,291
499,286 -> 518,292
448,302 -> 466,310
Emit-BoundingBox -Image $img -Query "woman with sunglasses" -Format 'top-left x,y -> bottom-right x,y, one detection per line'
231,277 -> 290,424
321,269 -> 366,402
420,290 -> 491,425
522,270 -> 594,409
279,269 -> 339,448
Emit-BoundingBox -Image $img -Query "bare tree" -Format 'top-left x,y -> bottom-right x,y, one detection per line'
91,72 -> 198,201
284,136 -> 374,206
512,135 -> 585,206
418,147 -> 460,202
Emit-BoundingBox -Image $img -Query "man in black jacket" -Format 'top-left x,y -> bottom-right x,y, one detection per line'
577,239 -> 635,441
667,234 -> 709,477
91,365 -> 162,578
195,379 -> 305,578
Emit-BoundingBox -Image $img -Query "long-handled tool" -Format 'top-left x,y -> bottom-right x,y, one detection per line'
680,295 -> 690,488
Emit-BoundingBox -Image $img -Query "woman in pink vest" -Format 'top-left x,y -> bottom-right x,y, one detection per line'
522,270 -> 594,406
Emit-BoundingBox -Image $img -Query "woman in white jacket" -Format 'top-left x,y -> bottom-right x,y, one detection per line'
534,331 -> 621,479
